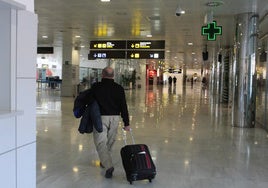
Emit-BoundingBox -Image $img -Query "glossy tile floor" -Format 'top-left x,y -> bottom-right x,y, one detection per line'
36,83 -> 268,188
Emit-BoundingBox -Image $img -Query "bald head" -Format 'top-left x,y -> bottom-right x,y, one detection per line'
102,67 -> 114,79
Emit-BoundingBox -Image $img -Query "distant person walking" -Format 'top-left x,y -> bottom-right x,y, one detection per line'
168,76 -> 172,85
173,76 -> 177,85
202,77 -> 207,88
191,77 -> 194,88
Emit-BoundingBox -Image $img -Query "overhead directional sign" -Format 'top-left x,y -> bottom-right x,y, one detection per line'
202,21 -> 222,41
90,40 -> 127,49
88,50 -> 126,59
127,40 -> 165,49
126,51 -> 165,59
88,40 -> 165,59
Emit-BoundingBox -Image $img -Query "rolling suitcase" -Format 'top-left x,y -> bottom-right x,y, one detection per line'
120,129 -> 156,184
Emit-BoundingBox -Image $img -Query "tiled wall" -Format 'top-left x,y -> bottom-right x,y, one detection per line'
0,1 -> 37,187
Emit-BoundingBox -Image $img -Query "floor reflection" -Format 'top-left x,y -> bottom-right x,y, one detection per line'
37,83 -> 268,188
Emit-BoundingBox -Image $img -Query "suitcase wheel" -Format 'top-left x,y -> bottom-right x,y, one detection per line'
149,179 -> 152,183
129,181 -> 132,185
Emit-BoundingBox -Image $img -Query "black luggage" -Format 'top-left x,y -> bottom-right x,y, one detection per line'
120,130 -> 156,184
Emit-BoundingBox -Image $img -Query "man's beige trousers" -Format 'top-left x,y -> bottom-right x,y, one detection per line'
93,115 -> 120,169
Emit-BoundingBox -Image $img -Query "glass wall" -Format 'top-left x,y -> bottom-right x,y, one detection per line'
110,59 -> 145,89
79,67 -> 102,89
264,39 -> 268,131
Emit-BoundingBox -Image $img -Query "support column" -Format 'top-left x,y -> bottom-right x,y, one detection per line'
231,13 -> 259,127
61,45 -> 80,97
182,53 -> 187,86
265,39 -> 268,131
210,48 -> 220,102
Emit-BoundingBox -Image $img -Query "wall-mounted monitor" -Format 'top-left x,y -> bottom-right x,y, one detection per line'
202,51 -> 208,61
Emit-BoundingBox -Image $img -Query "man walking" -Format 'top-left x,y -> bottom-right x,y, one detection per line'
90,67 -> 130,178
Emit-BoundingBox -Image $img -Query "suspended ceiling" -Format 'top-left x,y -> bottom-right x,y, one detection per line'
35,0 -> 268,69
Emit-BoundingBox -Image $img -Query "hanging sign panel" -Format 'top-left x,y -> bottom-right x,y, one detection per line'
37,47 -> 54,54
201,21 -> 222,41
88,50 -> 126,59
90,40 -> 165,50
126,40 -> 165,49
89,40 -> 127,49
126,51 -> 165,59
88,40 -> 165,59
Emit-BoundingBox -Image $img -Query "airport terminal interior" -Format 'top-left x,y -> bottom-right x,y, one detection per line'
1,0 -> 268,188
35,0 -> 268,188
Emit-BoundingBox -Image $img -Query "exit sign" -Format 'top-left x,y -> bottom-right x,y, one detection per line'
202,21 -> 222,41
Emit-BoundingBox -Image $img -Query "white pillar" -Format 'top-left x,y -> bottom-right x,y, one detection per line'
61,45 -> 80,97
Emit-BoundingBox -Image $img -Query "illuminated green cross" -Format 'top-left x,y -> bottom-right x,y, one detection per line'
202,21 -> 222,41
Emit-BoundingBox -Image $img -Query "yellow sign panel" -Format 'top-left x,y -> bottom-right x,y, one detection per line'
127,41 -> 165,49
130,53 -> 140,58
130,42 -> 151,49
90,41 -> 126,49
92,42 -> 113,48
134,53 -> 140,58
135,44 -> 140,48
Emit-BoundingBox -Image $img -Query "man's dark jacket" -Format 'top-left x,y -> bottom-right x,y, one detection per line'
73,89 -> 102,133
89,78 -> 129,127
78,100 -> 102,133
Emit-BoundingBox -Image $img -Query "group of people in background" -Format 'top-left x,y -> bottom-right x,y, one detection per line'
167,75 -> 208,89
168,76 -> 177,86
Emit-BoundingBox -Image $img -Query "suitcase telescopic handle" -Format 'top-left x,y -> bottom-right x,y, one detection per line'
122,128 -> 135,145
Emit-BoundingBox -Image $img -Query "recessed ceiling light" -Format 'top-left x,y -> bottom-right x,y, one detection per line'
146,34 -> 152,37
188,42 -> 193,45
206,1 -> 224,7
180,10 -> 185,14
75,35 -> 81,38
42,35 -> 48,38
101,0 -> 110,2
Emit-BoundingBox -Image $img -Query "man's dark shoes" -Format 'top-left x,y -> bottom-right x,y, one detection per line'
105,167 -> 114,178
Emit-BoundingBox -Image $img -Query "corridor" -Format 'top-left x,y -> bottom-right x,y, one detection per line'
36,84 -> 268,188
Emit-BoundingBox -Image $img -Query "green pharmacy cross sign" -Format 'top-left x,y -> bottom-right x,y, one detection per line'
202,21 -> 222,41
